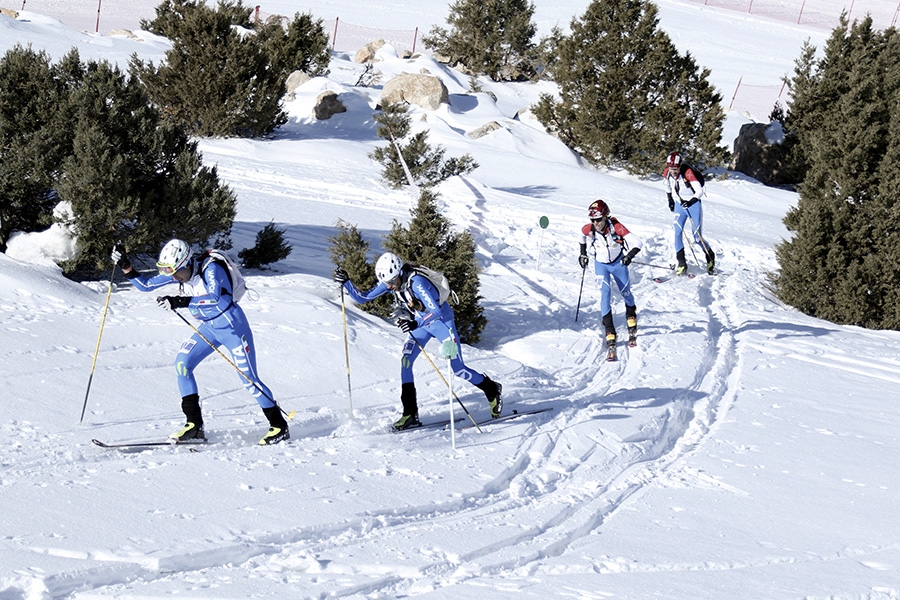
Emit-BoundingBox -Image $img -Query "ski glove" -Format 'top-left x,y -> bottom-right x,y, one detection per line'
333,267 -> 349,284
157,296 -> 191,311
578,254 -> 589,269
397,318 -> 418,333
667,193 -> 675,212
111,244 -> 131,270
621,247 -> 640,266
439,339 -> 459,359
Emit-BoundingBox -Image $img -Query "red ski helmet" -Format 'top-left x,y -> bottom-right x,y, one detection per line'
588,200 -> 610,220
666,151 -> 683,169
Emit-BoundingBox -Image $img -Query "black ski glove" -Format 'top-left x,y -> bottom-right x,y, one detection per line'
621,247 -> 640,266
667,193 -> 675,212
397,318 -> 418,333
578,254 -> 589,269
111,244 -> 131,270
333,267 -> 349,284
157,296 -> 191,311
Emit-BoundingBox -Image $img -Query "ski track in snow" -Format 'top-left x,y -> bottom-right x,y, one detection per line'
26,234 -> 756,599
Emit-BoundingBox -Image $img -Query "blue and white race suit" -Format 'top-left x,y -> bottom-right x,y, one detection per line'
131,258 -> 275,408
342,271 -> 486,386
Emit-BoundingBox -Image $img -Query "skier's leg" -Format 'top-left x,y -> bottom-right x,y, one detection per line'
174,332 -> 215,399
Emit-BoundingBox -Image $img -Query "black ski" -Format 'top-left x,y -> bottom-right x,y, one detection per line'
458,407 -> 552,430
391,416 -> 465,433
92,438 -> 207,449
653,273 -> 696,283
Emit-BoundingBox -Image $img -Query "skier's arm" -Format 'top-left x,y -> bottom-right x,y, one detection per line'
130,272 -> 179,292
342,280 -> 390,304
683,168 -> 704,198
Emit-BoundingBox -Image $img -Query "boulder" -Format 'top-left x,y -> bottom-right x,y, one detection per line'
314,90 -> 347,120
468,121 -> 504,139
380,73 -> 449,111
730,121 -> 791,186
285,70 -> 309,99
354,40 -> 386,64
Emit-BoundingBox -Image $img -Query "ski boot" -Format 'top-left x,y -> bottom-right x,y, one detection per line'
705,248 -> 716,275
605,333 -> 618,361
392,413 -> 422,431
476,376 -> 503,418
170,394 -> 206,442
626,305 -> 637,347
259,405 -> 290,445
392,383 -> 422,430
675,249 -> 688,276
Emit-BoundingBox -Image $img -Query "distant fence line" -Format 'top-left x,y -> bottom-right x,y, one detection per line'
14,1 -> 865,121
689,0 -> 900,29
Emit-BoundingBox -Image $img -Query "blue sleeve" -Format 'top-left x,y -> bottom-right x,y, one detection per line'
342,280 -> 389,304
131,272 -> 178,292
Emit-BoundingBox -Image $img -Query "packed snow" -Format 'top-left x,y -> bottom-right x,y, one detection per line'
2,1 -> 899,599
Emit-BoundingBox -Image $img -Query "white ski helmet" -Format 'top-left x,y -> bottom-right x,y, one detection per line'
156,239 -> 192,275
375,252 -> 404,284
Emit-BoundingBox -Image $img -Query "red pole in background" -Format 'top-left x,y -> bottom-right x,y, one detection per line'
729,76 -> 742,110
797,0 -> 806,24
332,16 -> 339,50
21,0 -> 25,9
95,0 -> 102,33
893,1 -> 900,28
412,27 -> 418,54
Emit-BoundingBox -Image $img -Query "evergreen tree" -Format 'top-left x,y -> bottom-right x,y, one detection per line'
239,222 -> 293,269
0,46 -> 71,250
775,17 -> 900,328
57,57 -> 235,273
329,220 -> 392,317
256,12 -> 331,80
384,189 -> 486,343
531,0 -> 726,174
369,103 -> 478,188
134,0 -> 288,137
423,0 -> 538,81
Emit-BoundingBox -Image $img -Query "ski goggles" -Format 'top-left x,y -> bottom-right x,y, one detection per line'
156,262 -> 179,275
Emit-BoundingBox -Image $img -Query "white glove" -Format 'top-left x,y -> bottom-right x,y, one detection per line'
439,339 -> 459,359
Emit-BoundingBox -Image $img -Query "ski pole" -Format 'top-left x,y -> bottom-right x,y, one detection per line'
575,264 -> 587,322
340,286 -> 354,419
688,213 -> 713,258
413,338 -> 482,433
632,260 -> 674,270
441,341 -> 458,450
80,263 -> 117,423
171,309 -> 295,421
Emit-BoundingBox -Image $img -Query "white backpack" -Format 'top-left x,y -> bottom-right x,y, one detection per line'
412,266 -> 458,305
203,249 -> 247,302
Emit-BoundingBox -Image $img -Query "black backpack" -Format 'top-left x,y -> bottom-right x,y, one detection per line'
680,163 -> 705,188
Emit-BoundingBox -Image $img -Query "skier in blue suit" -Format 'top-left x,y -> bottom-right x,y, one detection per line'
111,239 -> 287,445
334,252 -> 502,430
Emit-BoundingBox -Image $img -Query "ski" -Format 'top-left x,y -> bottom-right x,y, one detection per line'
653,273 -> 696,283
391,416 -> 465,433
92,438 -> 207,450
458,407 -> 552,430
